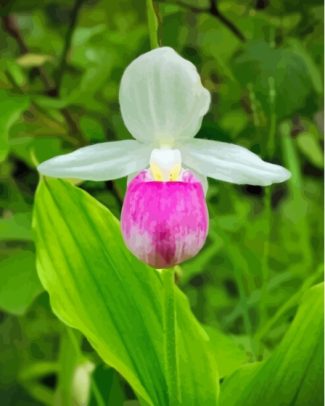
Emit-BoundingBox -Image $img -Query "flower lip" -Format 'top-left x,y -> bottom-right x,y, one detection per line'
121,169 -> 208,268
131,167 -> 202,185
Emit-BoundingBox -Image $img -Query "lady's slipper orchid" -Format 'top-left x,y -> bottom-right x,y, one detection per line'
38,47 -> 290,268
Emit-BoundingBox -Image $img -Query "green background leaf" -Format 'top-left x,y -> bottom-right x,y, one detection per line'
0,250 -> 43,315
0,212 -> 33,241
234,40 -> 313,118
0,89 -> 29,162
219,283 -> 324,406
204,325 -> 248,379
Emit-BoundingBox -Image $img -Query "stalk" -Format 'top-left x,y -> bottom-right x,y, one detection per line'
162,268 -> 180,405
280,122 -> 313,268
146,0 -> 159,49
258,76 -> 276,339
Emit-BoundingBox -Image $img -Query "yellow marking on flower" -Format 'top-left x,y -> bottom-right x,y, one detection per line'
150,162 -> 181,181
150,148 -> 183,181
150,162 -> 164,181
169,164 -> 181,181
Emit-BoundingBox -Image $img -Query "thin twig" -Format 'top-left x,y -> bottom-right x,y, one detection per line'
2,16 -> 54,89
2,15 -> 28,53
56,0 -> 85,92
159,0 -> 246,42
209,0 -> 246,42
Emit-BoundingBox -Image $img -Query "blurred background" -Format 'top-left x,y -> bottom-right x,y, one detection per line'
0,0 -> 323,404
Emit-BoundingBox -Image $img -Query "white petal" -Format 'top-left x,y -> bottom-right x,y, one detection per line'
119,47 -> 210,145
38,140 -> 151,181
181,139 -> 291,186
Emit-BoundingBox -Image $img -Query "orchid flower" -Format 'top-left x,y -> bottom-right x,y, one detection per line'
38,47 -> 290,268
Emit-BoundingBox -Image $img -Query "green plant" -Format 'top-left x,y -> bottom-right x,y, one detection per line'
0,0 -> 323,404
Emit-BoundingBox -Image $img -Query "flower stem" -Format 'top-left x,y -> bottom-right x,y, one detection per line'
146,0 -> 159,49
162,268 -> 180,405
259,186 -> 271,329
280,122 -> 313,268
258,76 -> 276,344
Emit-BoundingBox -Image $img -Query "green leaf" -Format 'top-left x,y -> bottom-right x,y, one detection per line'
89,365 -> 126,406
0,89 -> 29,162
3,58 -> 27,87
79,116 -> 106,142
204,326 -> 248,378
33,178 -> 218,406
0,212 -> 33,241
287,38 -> 323,95
234,41 -> 312,118
0,250 -> 43,315
10,136 -> 64,168
219,283 -> 324,406
296,131 -> 323,169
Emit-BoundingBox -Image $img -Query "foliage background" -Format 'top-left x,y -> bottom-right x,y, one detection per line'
0,0 -> 323,404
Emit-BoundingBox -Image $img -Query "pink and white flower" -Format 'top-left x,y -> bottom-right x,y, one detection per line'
38,47 -> 290,268
121,169 -> 208,268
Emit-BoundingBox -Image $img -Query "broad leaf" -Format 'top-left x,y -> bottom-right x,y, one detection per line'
33,178 -> 218,406
219,283 -> 324,406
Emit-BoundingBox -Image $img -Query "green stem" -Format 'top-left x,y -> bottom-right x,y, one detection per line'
259,186 -> 271,330
258,76 -> 276,347
232,257 -> 257,360
162,268 -> 180,405
55,328 -> 81,406
280,122 -> 313,269
248,83 -> 260,129
146,0 -> 159,48
213,228 -> 257,359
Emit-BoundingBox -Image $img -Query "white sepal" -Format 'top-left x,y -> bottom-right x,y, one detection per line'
38,140 -> 151,181
181,139 -> 291,186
